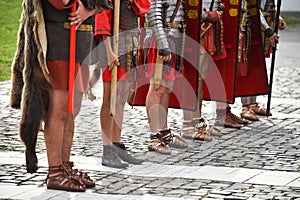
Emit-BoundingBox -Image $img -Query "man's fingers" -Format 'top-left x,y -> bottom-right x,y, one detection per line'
159,54 -> 172,62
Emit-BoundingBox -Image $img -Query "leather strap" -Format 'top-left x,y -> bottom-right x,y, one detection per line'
209,0 -> 214,11
170,0 -> 182,24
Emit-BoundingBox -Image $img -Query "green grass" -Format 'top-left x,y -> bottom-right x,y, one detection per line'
0,0 -> 22,81
282,15 -> 300,27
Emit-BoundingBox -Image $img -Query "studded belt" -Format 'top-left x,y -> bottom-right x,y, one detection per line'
63,22 -> 93,32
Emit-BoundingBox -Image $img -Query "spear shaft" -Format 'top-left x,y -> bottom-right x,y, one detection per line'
68,2 -> 77,113
110,0 -> 120,116
266,0 -> 281,116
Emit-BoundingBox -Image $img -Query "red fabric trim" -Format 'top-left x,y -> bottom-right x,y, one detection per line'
102,67 -> 128,82
94,10 -> 112,37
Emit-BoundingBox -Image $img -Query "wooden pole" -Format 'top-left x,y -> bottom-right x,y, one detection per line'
110,0 -> 120,116
266,0 -> 281,116
154,50 -> 164,90
68,2 -> 77,113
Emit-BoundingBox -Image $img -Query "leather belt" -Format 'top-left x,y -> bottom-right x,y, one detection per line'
64,22 -> 93,32
143,22 -> 186,29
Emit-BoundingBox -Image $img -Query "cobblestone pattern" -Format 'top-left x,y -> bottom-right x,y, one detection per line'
1,26 -> 300,198
0,164 -> 299,199
1,80 -> 300,173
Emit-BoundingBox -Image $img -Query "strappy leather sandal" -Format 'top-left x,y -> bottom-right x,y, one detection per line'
148,133 -> 171,154
62,161 -> 95,188
181,120 -> 195,139
241,105 -> 259,121
194,120 -> 212,142
206,125 -> 222,137
249,102 -> 272,116
160,129 -> 188,149
46,165 -> 86,192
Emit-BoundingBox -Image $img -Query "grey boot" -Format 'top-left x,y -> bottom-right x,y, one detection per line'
113,142 -> 144,164
102,145 -> 129,169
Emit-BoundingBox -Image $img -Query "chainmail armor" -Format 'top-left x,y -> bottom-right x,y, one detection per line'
147,0 -> 185,55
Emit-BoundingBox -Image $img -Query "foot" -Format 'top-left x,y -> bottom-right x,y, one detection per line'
181,120 -> 195,139
206,125 -> 222,137
62,161 -> 95,188
113,142 -> 144,164
170,134 -> 189,148
194,120 -> 212,141
249,102 -> 272,116
241,105 -> 259,121
181,126 -> 195,139
215,115 -> 243,129
46,165 -> 86,192
102,145 -> 129,169
228,111 -> 249,125
148,133 -> 171,154
160,129 -> 188,149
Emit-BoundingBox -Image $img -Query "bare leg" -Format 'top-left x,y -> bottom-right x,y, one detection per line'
100,80 -> 129,144
159,79 -> 174,130
44,89 -> 68,166
100,82 -> 113,145
62,92 -> 83,162
146,78 -> 174,133
146,83 -> 164,133
111,81 -> 129,143
100,81 -> 130,168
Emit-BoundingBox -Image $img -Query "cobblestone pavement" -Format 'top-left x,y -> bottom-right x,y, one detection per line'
0,26 -> 300,199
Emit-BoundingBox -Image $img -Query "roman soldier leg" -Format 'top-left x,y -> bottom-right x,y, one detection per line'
100,82 -> 128,169
215,103 -> 243,128
226,106 -> 249,125
181,111 -> 195,139
240,96 -> 259,121
246,96 -> 272,116
112,80 -> 143,165
146,79 -> 171,154
147,79 -> 188,154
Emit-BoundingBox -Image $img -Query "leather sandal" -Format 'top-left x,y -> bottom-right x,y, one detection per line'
181,127 -> 195,139
215,114 -> 243,129
148,133 -> 171,154
228,111 -> 249,124
181,120 -> 195,139
62,161 -> 95,188
249,102 -> 272,116
46,165 -> 86,192
195,118 -> 221,137
206,125 -> 222,137
160,129 -> 188,149
194,121 -> 212,141
241,105 -> 259,121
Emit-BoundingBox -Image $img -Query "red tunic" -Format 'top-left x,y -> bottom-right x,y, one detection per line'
47,60 -> 89,92
145,36 -> 183,81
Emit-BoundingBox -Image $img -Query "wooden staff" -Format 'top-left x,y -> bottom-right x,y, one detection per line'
266,0 -> 281,116
68,2 -> 77,113
154,50 -> 164,90
110,0 -> 120,116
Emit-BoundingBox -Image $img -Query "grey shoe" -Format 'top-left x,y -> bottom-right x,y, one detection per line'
113,142 -> 144,164
102,145 -> 129,169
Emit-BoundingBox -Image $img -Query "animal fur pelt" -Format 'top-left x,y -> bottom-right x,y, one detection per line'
10,0 -> 52,173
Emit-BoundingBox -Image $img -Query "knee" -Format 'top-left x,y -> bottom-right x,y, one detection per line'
155,87 -> 165,97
